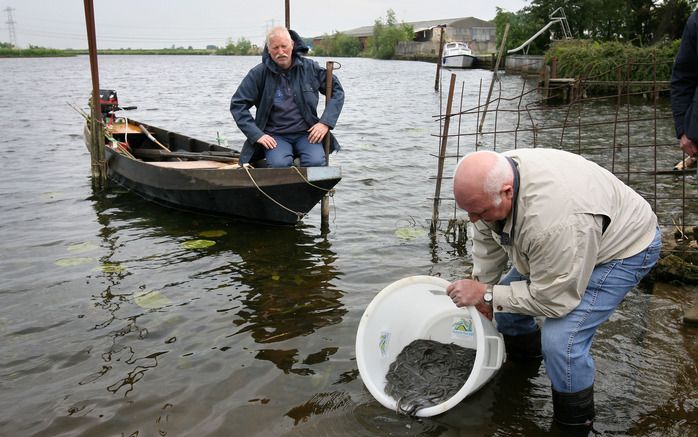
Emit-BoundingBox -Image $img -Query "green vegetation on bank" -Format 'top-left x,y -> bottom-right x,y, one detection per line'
495,0 -> 698,56
545,39 -> 680,82
215,37 -> 261,55
492,0 -> 698,82
0,45 -> 218,57
0,43 -> 75,57
312,32 -> 362,57
367,9 -> 414,59
312,9 -> 414,58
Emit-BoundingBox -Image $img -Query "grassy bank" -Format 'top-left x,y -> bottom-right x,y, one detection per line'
0,47 -> 76,57
544,39 -> 680,82
0,47 -> 218,57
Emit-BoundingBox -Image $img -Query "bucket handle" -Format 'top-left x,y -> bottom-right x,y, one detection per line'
482,335 -> 505,370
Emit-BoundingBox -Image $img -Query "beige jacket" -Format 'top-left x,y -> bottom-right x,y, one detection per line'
471,148 -> 658,318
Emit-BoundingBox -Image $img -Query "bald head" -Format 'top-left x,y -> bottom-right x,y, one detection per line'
453,151 -> 514,221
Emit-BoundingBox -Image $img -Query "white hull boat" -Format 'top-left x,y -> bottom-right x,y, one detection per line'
442,42 -> 476,69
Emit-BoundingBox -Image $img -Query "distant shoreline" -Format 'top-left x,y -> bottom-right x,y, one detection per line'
0,48 -> 226,58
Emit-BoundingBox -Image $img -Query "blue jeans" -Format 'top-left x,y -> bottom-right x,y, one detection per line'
495,227 -> 662,392
264,133 -> 325,168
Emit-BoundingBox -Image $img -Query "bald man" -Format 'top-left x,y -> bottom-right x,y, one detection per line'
447,149 -> 661,428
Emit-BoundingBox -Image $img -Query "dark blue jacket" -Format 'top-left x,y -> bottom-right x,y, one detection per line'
230,29 -> 344,164
671,9 -> 698,142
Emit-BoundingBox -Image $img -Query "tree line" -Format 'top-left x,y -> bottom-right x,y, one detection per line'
315,1 -> 698,59
497,0 -> 698,55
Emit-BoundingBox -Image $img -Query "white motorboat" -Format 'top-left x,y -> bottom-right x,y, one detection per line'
441,41 -> 476,68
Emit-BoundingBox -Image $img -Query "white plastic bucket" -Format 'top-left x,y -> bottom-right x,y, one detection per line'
355,275 -> 506,417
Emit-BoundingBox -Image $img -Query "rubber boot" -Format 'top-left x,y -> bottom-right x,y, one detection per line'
684,303 -> 698,325
503,329 -> 542,360
552,385 -> 595,427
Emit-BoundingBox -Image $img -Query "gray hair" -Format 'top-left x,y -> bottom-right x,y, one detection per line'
483,153 -> 510,206
266,26 -> 292,45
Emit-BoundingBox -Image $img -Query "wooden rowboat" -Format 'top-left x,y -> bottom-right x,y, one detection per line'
84,113 -> 341,226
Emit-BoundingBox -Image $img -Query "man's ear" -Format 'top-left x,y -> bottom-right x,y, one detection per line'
502,184 -> 514,200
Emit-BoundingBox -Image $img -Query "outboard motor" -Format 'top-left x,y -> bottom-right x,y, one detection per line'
94,89 -> 136,123
99,89 -> 119,120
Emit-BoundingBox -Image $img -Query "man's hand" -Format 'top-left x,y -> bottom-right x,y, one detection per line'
257,134 -> 277,150
446,279 -> 493,320
307,122 -> 329,144
680,134 -> 698,157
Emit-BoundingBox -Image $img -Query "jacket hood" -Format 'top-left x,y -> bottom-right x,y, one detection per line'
262,29 -> 309,73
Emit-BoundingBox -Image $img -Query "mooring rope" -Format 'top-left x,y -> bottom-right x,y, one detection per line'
291,165 -> 335,195
241,164 -> 305,219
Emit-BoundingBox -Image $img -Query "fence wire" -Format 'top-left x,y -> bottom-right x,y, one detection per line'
431,59 -> 698,246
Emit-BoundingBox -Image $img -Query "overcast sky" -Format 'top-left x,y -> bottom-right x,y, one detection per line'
0,0 -> 529,49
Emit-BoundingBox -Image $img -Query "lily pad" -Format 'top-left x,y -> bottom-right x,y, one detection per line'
67,242 -> 97,253
134,290 -> 171,309
97,263 -> 126,274
395,227 -> 427,240
198,230 -> 227,238
55,257 -> 97,267
181,239 -> 216,249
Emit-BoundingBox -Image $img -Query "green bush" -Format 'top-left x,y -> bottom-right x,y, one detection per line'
367,9 -> 414,59
544,39 -> 679,82
216,37 -> 257,56
313,32 -> 362,57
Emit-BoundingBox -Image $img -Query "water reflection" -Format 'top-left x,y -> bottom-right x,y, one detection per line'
88,186 -> 345,402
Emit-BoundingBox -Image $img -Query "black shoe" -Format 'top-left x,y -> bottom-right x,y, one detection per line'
552,385 -> 595,427
503,329 -> 543,360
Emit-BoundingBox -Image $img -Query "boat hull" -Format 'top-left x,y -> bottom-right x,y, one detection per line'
86,121 -> 341,225
442,54 -> 476,69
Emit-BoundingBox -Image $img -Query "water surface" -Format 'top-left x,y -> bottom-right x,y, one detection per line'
0,55 -> 695,436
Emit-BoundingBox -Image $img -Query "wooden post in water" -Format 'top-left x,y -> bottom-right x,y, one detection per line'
434,25 -> 446,92
430,73 -> 457,234
83,0 -> 106,189
478,23 -> 509,133
321,61 -> 335,228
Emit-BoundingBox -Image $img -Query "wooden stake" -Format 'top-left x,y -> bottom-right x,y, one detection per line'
430,73 -> 457,234
434,25 -> 446,92
285,0 -> 290,29
321,61 -> 335,228
479,23 -> 509,133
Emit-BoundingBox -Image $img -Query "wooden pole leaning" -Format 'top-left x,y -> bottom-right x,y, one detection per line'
83,0 -> 106,189
321,61 -> 335,228
479,23 -> 509,133
430,73 -> 457,234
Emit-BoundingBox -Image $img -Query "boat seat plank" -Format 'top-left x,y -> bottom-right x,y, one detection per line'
108,122 -> 144,135
147,160 -> 233,169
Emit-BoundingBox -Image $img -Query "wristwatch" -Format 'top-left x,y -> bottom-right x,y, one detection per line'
483,285 -> 494,306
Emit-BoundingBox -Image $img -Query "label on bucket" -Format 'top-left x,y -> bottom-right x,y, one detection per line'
379,331 -> 391,357
451,317 -> 474,338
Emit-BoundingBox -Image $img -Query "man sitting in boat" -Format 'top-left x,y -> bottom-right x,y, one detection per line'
230,26 -> 344,167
